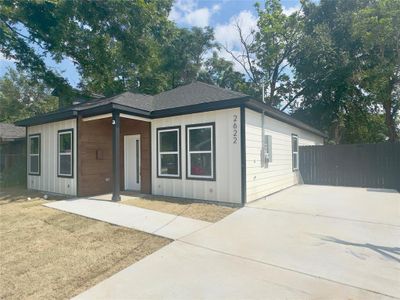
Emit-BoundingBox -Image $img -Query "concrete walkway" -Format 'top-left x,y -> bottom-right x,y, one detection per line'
45,199 -> 211,240
72,185 -> 400,299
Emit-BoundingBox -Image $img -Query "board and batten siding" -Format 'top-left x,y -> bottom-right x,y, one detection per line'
27,118 -> 77,196
151,108 -> 242,204
245,108 -> 323,202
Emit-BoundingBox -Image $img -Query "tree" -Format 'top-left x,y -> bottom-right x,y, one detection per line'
162,27 -> 215,89
351,0 -> 400,142
223,0 -> 302,107
197,52 -> 246,91
0,0 -> 173,105
291,0 -> 372,143
0,68 -> 58,123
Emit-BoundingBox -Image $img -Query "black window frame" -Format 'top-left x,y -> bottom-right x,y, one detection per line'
186,122 -> 216,181
291,134 -> 299,171
57,128 -> 74,178
28,133 -> 41,176
156,126 -> 181,179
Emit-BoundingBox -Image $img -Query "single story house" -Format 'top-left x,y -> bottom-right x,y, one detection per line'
16,81 -> 325,205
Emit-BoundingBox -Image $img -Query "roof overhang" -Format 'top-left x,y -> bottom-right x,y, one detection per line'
244,99 -> 327,138
15,96 -> 326,139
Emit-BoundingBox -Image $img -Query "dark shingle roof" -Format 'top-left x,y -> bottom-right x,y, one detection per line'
0,123 -> 26,140
153,81 -> 248,110
15,81 -> 326,137
73,91 -> 154,112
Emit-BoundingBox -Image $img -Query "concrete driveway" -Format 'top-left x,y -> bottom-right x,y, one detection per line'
76,185 -> 400,300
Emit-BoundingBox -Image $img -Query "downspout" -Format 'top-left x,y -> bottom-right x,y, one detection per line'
261,83 -> 266,168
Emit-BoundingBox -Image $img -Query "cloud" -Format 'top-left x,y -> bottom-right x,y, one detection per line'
169,0 -> 220,27
214,10 -> 258,73
282,5 -> 301,16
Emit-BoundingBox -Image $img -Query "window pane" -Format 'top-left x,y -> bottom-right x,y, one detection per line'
60,133 -> 72,153
190,153 -> 212,176
160,154 -> 178,175
60,155 -> 72,175
292,136 -> 298,152
292,153 -> 298,169
30,156 -> 39,173
189,127 -> 211,151
30,137 -> 39,154
160,131 -> 177,152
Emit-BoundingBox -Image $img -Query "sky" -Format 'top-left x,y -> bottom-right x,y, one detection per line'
0,0 -> 301,87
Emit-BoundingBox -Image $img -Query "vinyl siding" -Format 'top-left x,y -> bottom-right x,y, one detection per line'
151,108 -> 242,204
27,118 -> 77,196
245,108 -> 323,202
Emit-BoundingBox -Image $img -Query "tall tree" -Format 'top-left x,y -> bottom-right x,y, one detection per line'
0,0 -> 173,105
162,26 -> 215,89
197,51 -> 246,91
0,68 -> 58,123
351,0 -> 400,142
291,0 -> 371,143
223,0 -> 302,107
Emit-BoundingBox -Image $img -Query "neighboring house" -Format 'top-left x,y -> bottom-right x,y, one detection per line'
16,81 -> 325,205
0,123 -> 26,187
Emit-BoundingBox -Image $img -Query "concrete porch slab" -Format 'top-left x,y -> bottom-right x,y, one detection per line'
44,199 -> 211,240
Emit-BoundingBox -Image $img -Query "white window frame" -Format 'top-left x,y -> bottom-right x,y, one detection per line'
186,123 -> 215,180
292,134 -> 299,171
262,134 -> 272,168
58,129 -> 73,177
157,127 -> 180,178
28,134 -> 40,175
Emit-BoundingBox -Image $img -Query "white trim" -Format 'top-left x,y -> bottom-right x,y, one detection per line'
157,128 -> 180,177
82,113 -> 112,122
28,135 -> 40,175
120,113 -> 151,122
124,134 -> 141,190
292,134 -> 299,170
187,125 -> 214,179
58,130 -> 73,177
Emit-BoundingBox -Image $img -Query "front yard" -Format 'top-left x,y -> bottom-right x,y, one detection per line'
0,189 -> 170,299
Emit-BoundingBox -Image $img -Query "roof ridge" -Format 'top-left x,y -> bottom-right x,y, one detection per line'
191,80 -> 248,97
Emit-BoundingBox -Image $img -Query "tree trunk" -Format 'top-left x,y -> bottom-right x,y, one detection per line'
383,99 -> 398,142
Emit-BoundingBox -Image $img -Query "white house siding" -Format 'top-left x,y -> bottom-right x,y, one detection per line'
27,118 -> 77,196
151,108 -> 242,204
245,108 -> 323,202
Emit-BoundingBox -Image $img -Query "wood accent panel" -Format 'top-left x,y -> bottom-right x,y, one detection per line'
77,117 -> 151,196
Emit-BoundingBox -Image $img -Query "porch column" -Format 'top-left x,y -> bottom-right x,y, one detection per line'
112,110 -> 121,201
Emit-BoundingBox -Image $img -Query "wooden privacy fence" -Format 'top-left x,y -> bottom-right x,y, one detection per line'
299,143 -> 400,191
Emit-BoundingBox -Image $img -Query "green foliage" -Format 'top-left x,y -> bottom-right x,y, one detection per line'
254,0 -> 303,107
0,68 -> 58,123
291,0 -> 399,143
163,26 -> 215,88
198,52 -> 245,91
0,0 -> 174,103
351,0 -> 400,141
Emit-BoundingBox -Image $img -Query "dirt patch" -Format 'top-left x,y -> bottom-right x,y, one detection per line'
121,195 -> 238,223
0,189 -> 170,300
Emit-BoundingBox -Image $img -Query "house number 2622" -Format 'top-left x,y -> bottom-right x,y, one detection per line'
233,114 -> 238,144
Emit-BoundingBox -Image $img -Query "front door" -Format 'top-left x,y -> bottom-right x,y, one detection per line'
124,135 -> 141,191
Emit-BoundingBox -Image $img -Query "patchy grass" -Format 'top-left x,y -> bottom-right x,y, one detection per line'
121,194 -> 238,223
0,189 -> 170,300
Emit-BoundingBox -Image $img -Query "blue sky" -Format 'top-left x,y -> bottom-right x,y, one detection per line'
0,0 -> 301,87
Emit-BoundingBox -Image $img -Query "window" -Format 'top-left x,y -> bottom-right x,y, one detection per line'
261,134 -> 272,168
292,134 -> 299,171
186,123 -> 215,180
58,129 -> 73,177
29,134 -> 40,175
157,127 -> 180,178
